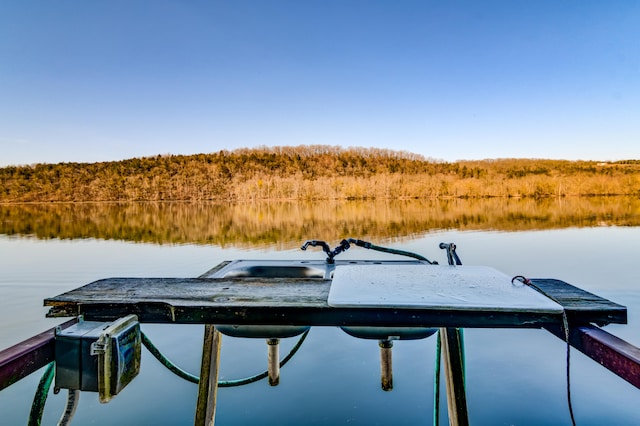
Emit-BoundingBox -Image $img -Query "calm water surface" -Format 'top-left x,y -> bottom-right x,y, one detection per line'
1,200 -> 639,425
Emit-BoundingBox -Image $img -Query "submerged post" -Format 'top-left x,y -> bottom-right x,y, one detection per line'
195,325 -> 222,426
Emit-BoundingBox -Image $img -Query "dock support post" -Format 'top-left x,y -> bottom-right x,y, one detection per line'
440,327 -> 469,426
267,338 -> 280,386
379,339 -> 393,391
195,325 -> 222,426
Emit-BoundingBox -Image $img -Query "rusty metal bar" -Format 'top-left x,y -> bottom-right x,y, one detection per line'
545,324 -> 640,389
0,318 -> 77,391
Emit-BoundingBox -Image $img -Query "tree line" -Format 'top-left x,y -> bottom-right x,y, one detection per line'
1,145 -> 639,202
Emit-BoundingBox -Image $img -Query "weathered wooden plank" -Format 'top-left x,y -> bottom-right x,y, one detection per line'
195,325 -> 221,426
45,277 -> 331,308
528,279 -> 627,325
43,277 -> 626,328
47,302 -> 562,329
440,328 -> 469,426
61,303 -> 562,328
0,318 -> 77,391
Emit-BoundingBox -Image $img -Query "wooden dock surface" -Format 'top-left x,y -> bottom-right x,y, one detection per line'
44,276 -> 626,328
31,272 -> 639,426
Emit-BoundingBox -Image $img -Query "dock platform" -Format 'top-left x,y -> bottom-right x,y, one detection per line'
44,269 -> 626,328
35,260 -> 633,426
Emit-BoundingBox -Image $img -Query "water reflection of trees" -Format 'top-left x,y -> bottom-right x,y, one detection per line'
1,198 -> 638,248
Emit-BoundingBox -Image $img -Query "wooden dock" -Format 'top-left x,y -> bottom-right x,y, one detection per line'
36,268 -> 631,426
1,260 -> 634,426
43,277 -> 626,327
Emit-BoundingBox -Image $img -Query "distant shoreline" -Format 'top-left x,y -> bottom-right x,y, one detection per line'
1,146 -> 638,202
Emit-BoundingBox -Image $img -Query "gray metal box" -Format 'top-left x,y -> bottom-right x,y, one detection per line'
55,315 -> 141,402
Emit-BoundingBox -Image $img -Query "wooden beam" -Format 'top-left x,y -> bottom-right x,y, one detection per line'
528,279 -> 627,325
440,328 -> 468,426
0,318 -> 77,391
59,302 -> 564,329
546,324 -> 640,389
195,325 -> 222,426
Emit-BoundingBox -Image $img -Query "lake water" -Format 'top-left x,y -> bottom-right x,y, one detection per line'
1,199 -> 639,425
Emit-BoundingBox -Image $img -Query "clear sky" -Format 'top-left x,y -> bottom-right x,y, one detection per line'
1,1 -> 638,167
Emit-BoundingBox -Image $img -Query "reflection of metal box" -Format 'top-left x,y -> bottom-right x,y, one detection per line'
55,315 -> 141,403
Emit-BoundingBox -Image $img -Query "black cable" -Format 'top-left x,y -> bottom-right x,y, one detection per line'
141,329 -> 310,387
347,238 -> 433,263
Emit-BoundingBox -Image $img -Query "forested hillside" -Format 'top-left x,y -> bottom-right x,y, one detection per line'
1,145 -> 639,202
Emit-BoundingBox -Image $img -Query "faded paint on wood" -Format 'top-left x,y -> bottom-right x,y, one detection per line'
329,265 -> 563,313
43,277 -> 626,328
528,279 -> 627,325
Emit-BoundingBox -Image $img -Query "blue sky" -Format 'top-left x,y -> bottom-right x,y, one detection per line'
1,1 -> 638,166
